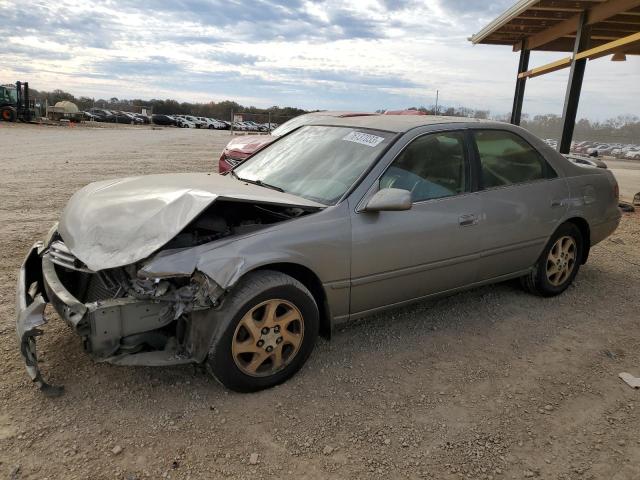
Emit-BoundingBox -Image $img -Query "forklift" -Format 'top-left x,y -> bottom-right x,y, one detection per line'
0,81 -> 33,122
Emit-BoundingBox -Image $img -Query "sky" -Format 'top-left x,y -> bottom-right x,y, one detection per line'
1,0 -> 638,120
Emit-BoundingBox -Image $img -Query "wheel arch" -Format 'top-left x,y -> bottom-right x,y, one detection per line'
563,216 -> 591,264
253,262 -> 332,340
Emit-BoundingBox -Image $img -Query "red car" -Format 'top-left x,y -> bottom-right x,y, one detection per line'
383,109 -> 427,115
218,111 -> 379,173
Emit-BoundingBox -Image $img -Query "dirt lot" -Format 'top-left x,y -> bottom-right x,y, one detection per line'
1,122 -> 639,480
604,159 -> 640,204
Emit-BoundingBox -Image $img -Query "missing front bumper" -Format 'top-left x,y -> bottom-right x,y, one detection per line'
16,242 -> 207,395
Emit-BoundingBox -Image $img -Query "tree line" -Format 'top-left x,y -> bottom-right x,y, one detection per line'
520,114 -> 640,144
384,107 -> 639,144
27,87 -> 639,144
28,88 -> 308,123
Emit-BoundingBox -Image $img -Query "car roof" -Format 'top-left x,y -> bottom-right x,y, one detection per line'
305,114 -> 494,133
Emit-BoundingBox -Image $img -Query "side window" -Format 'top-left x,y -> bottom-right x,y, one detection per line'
380,131 -> 468,202
473,130 -> 555,188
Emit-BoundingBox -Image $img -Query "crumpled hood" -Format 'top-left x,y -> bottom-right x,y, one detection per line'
225,135 -> 274,155
58,172 -> 322,271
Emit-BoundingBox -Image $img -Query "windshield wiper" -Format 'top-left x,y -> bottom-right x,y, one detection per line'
235,175 -> 284,193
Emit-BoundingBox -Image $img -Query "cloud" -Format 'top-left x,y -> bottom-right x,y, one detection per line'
207,51 -> 263,65
4,42 -> 73,61
0,4 -> 121,48
438,0 -> 514,17
92,57 -> 188,78
0,0 -> 637,120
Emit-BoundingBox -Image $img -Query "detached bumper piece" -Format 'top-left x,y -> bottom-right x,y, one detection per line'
16,242 -> 64,397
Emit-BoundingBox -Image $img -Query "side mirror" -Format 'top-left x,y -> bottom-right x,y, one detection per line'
364,188 -> 412,212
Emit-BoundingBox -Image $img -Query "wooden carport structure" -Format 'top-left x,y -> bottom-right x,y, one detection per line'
470,0 -> 640,153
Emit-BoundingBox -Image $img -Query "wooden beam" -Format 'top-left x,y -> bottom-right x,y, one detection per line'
518,57 -> 572,78
519,0 -> 640,50
575,30 -> 640,58
517,31 -> 640,79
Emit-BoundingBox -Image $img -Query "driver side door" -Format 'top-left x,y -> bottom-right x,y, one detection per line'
349,130 -> 482,316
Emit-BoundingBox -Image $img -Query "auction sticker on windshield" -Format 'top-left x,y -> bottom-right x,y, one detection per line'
342,131 -> 385,147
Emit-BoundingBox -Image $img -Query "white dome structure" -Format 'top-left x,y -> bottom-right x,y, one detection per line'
54,101 -> 79,114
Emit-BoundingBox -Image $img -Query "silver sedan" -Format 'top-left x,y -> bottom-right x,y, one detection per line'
17,116 -> 621,394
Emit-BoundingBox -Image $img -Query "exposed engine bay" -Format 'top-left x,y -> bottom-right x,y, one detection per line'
163,200 -> 311,249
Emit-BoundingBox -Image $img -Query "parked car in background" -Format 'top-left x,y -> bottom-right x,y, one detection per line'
132,113 -> 150,124
108,111 -> 135,124
244,121 -> 269,132
587,144 -> 613,156
625,149 -> 640,160
199,117 -> 228,129
572,142 -> 591,154
87,108 -> 115,122
17,116 -> 621,394
564,154 -> 607,169
238,121 -> 259,131
82,111 -> 104,122
151,114 -> 177,126
218,111 -> 379,172
119,112 -> 144,124
181,115 -> 205,128
571,141 -> 640,159
198,117 -> 217,129
176,117 -> 197,128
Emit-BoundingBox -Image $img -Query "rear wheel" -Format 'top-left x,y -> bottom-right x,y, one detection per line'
1,107 -> 16,122
521,223 -> 583,296
206,270 -> 319,392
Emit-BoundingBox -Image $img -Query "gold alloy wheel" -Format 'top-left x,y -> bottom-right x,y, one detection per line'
232,299 -> 304,377
546,236 -> 577,286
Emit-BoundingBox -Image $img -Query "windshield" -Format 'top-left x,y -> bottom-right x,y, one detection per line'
2,86 -> 17,104
270,114 -> 321,137
233,125 -> 394,205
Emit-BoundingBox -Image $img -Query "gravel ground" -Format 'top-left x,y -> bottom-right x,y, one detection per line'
1,123 -> 639,480
603,159 -> 640,204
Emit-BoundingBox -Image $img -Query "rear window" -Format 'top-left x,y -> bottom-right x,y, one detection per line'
473,130 -> 556,188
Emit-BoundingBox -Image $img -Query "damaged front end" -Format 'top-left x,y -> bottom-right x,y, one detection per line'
16,237 -> 223,395
16,197 -> 320,394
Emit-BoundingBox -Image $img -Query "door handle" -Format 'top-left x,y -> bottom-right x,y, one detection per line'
551,199 -> 565,208
458,214 -> 478,226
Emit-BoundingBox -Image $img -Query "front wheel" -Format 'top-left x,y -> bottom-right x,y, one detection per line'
521,223 -> 583,297
1,107 -> 17,122
206,270 -> 319,392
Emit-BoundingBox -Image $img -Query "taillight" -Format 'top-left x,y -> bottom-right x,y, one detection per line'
613,181 -> 619,200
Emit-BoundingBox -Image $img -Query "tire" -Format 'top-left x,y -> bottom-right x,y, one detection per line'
521,223 -> 583,297
206,270 -> 319,392
1,107 -> 16,122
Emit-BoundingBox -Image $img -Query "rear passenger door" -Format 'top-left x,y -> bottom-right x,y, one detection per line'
471,129 -> 569,280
